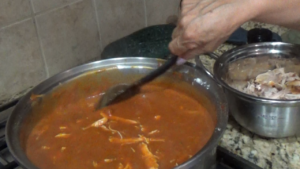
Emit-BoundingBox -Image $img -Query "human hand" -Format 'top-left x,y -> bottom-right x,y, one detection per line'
169,0 -> 260,61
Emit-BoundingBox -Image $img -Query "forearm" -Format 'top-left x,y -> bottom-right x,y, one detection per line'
252,0 -> 300,30
169,0 -> 300,59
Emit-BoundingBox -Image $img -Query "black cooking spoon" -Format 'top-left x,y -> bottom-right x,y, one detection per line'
95,55 -> 179,110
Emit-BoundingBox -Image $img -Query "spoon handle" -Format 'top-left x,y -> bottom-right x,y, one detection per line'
133,55 -> 178,87
98,55 -> 179,109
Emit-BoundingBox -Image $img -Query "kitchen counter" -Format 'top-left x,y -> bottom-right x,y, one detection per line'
1,21 -> 299,169
190,21 -> 300,169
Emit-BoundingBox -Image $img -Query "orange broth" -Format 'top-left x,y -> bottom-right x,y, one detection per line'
21,70 -> 215,169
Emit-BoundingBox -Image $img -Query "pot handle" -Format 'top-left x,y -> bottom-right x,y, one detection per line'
195,52 -> 219,79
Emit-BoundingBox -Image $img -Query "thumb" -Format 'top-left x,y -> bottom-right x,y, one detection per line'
176,57 -> 187,65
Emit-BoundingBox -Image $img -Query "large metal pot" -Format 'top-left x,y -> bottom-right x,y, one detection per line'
6,57 -> 228,169
196,42 -> 300,138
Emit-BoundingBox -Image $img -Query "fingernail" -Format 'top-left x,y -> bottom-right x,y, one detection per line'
176,58 -> 186,65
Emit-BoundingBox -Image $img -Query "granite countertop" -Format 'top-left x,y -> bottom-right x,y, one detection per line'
191,21 -> 300,169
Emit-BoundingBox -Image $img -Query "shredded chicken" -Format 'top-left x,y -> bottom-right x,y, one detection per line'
59,126 -> 67,130
84,111 -> 137,130
99,125 -> 110,131
154,116 -> 161,120
55,133 -> 71,138
30,94 -> 44,106
30,94 -> 44,101
139,143 -> 159,169
118,163 -> 132,169
124,164 -> 132,169
118,163 -> 124,169
148,130 -> 160,135
82,117 -> 108,130
104,159 -> 115,163
229,68 -> 300,99
92,161 -> 98,167
108,125 -> 123,139
109,135 -> 164,145
42,146 -> 50,150
61,147 -> 66,152
103,112 -> 138,124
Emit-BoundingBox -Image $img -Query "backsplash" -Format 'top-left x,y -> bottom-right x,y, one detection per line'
0,0 -> 181,105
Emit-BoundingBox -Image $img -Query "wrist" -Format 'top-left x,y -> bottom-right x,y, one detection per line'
228,0 -> 262,28
248,0 -> 272,21
239,0 -> 268,22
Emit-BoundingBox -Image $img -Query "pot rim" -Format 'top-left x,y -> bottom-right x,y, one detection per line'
6,57 -> 228,169
214,42 -> 300,104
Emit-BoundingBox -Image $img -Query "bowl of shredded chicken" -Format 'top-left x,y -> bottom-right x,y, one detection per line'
196,42 -> 300,138
224,56 -> 300,100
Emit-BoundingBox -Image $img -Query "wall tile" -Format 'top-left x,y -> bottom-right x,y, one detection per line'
96,0 -> 145,48
0,19 -> 46,101
31,0 -> 79,13
146,0 -> 180,26
0,0 -> 32,27
36,0 -> 101,76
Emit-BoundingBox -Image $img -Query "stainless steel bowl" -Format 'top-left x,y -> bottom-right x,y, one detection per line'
6,57 -> 228,169
196,42 -> 300,138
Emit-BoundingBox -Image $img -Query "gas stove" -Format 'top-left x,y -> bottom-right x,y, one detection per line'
0,99 -> 261,169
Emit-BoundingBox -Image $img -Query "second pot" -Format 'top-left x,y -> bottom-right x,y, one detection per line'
196,42 -> 300,138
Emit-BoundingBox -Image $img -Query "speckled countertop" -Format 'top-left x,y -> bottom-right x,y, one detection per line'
191,21 -> 300,169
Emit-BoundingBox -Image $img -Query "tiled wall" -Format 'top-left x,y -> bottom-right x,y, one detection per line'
0,0 -> 180,104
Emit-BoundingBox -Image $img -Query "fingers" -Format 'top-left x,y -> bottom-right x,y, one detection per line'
172,27 -> 180,39
169,36 -> 204,59
180,36 -> 228,60
181,0 -> 216,16
171,0 -> 208,58
170,0 -> 239,60
181,0 -> 200,15
169,37 -> 187,56
181,47 -> 205,60
176,58 -> 187,65
170,17 -> 204,58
